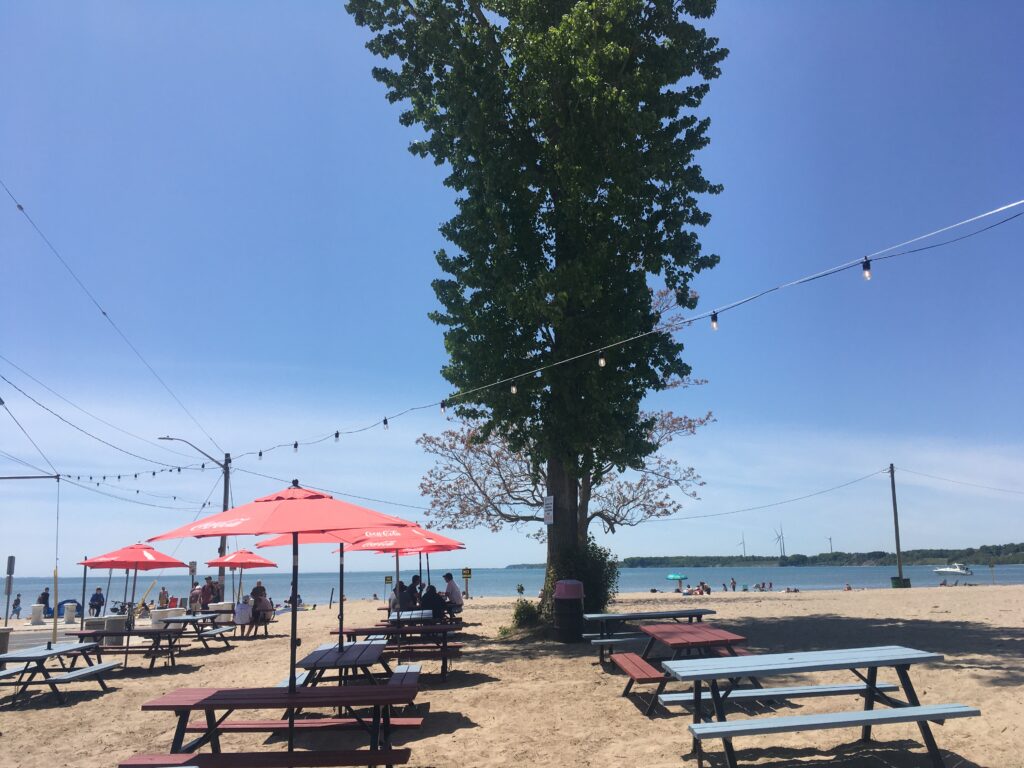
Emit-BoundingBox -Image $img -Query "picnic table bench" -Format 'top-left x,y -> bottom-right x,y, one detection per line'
338,624 -> 462,680
138,684 -> 418,754
160,614 -> 232,650
584,608 -> 716,661
70,627 -> 187,668
0,642 -> 120,705
612,623 -> 748,716
661,645 -> 981,768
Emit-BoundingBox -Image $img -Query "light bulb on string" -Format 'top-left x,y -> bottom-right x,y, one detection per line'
862,258 -> 872,280
334,431 -> 340,442
383,417 -> 389,430
258,450 -> 263,460
597,351 -> 607,368
510,380 -> 518,395
711,312 -> 719,331
293,441 -> 298,453
201,463 -> 205,471
440,399 -> 447,415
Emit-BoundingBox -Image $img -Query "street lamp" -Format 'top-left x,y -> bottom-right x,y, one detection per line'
159,436 -> 231,589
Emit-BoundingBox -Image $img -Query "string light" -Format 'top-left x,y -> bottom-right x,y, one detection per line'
510,381 -> 518,395
334,431 -> 340,442
440,399 -> 447,415
258,450 -> 263,460
597,351 -> 607,368
382,417 -> 389,430
711,312 -> 719,331
292,441 -> 298,453
862,258 -> 872,280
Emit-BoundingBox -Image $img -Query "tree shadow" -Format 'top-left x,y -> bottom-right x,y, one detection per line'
689,738 -> 984,768
720,613 -> 1023,687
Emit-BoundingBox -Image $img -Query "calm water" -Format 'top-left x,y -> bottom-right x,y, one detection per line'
5,563 -> 1022,613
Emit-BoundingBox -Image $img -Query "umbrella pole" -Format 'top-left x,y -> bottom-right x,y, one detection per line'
418,552 -> 423,587
231,568 -> 235,604
237,571 -> 244,603
125,568 -> 138,668
122,569 -> 129,612
288,532 -> 299,751
103,571 -> 112,616
80,560 -> 87,629
338,544 -> 344,647
426,553 -> 431,587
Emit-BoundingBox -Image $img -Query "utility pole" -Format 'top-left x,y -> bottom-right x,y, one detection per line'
159,436 -> 231,588
889,463 -> 904,583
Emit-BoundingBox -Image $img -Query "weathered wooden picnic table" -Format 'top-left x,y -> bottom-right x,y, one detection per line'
661,645 -> 981,768
337,624 -> 463,680
584,608 -> 717,662
386,610 -> 436,624
298,641 -> 391,686
138,684 -> 418,755
160,613 -> 233,650
0,641 -> 120,705
69,627 -> 187,668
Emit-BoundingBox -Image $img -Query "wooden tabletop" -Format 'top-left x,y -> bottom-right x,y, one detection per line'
298,641 -> 385,670
640,623 -> 746,648
140,685 -> 416,711
583,608 -> 716,622
161,614 -> 219,624
338,623 -> 461,636
70,628 -> 183,638
0,642 -> 98,663
662,645 -> 943,682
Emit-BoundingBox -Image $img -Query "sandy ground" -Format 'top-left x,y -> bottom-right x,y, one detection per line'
1,585 -> 1021,768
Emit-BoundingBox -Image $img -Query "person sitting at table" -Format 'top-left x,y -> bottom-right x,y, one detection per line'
250,594 -> 274,637
88,587 -> 106,617
409,574 -> 423,601
250,580 -> 267,600
420,584 -> 446,622
397,581 -> 417,611
234,595 -> 253,633
442,572 -> 464,618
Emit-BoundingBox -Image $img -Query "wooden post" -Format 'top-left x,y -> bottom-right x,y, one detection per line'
889,464 -> 904,582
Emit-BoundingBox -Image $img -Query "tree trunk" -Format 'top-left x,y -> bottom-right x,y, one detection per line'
577,473 -> 592,548
542,455 -> 581,610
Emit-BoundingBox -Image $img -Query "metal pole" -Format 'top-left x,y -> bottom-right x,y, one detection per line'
218,453 -> 231,591
338,544 -> 345,645
80,560 -> 87,629
287,531 -> 299,750
103,571 -> 112,616
889,463 -> 904,581
426,553 -> 431,587
125,568 -> 138,668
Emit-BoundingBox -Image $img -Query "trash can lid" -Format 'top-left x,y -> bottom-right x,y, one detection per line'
553,579 -> 584,599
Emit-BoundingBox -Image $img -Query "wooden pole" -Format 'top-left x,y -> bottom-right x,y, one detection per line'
889,464 -> 904,582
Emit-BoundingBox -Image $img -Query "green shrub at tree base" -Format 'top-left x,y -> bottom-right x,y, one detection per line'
542,536 -> 620,619
511,598 -> 542,628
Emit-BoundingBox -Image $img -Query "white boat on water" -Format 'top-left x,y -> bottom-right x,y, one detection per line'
934,563 -> 973,576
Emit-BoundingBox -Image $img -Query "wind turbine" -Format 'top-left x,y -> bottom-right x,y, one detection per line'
739,532 -> 746,558
774,525 -> 786,558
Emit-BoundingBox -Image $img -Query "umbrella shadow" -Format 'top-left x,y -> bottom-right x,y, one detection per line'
688,739 -> 984,768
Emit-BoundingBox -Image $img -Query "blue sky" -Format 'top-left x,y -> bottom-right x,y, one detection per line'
2,2 -> 1022,576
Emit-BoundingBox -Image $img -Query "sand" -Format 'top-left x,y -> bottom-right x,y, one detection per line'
1,585 -> 1020,768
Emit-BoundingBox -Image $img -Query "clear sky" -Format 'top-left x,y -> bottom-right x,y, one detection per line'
2,2 -> 1022,576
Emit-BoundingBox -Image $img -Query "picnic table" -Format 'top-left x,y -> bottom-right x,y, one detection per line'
70,627 -> 186,669
339,623 -> 463,679
387,610 -> 436,624
639,622 -> 747,661
298,641 -> 390,686
139,684 -> 417,754
660,645 -> 981,768
160,614 -> 233,650
584,608 -> 716,662
0,642 -> 120,705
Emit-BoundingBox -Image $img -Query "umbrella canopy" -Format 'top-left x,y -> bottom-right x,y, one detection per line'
206,549 -> 277,569
147,480 -> 415,725
80,543 -> 187,571
149,484 -> 410,540
257,525 -> 463,553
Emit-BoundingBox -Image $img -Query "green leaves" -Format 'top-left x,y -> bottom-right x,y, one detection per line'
348,0 -> 725,478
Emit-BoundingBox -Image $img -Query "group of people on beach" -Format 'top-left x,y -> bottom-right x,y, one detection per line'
389,572 -> 464,621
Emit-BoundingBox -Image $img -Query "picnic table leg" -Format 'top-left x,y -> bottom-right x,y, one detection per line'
170,711 -> 189,752
709,679 -> 738,768
860,666 -> 878,741
692,679 -> 704,767
441,633 -> 449,680
895,665 -> 947,768
370,703 -> 381,750
204,709 -> 222,753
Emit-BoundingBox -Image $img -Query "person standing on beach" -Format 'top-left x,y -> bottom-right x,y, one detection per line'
158,586 -> 169,609
250,580 -> 267,600
37,587 -> 50,612
730,578 -> 736,592
200,576 -> 215,609
11,593 -> 21,618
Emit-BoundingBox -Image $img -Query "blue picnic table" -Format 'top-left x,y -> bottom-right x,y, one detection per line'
660,645 -> 980,768
0,641 -> 120,705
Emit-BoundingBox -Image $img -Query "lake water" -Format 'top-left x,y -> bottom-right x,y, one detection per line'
6,563 -> 1022,614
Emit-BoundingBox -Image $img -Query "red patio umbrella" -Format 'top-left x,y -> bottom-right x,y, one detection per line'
79,544 -> 187,664
206,549 -> 277,602
148,481 -> 414,700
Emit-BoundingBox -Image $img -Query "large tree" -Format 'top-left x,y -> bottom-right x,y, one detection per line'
347,0 -> 726,579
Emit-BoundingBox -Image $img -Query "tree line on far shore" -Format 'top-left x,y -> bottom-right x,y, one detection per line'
507,542 -> 1024,569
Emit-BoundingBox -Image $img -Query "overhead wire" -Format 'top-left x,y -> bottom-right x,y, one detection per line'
896,467 -> 1024,496
231,465 -> 429,513
1,176 -> 223,455
1,396 -> 58,474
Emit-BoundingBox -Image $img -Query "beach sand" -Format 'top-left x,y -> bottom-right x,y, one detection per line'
1,585 -> 1020,768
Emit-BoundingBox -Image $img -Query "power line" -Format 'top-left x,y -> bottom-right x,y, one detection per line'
897,467 -> 1024,496
1,373 -> 193,469
652,470 -> 886,522
1,396 -> 57,474
1,176 -> 223,455
61,476 -> 212,511
231,465 -> 429,513
0,354 -> 196,459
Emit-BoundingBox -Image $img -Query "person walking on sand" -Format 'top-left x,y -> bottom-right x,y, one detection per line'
730,578 -> 736,592
11,593 -> 21,619
37,587 -> 51,614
